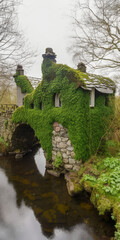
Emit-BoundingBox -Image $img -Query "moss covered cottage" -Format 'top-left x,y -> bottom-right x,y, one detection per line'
12,48 -> 115,170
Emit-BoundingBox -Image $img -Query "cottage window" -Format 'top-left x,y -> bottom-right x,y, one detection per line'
90,88 -> 95,107
30,102 -> 34,109
54,93 -> 62,107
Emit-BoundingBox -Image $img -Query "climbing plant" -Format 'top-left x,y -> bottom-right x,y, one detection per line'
12,58 -> 114,161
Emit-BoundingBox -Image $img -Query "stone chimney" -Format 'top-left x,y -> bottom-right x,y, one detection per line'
77,62 -> 86,73
16,65 -> 24,75
42,48 -> 56,63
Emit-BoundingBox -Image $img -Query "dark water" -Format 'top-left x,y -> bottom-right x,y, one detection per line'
0,147 -> 114,240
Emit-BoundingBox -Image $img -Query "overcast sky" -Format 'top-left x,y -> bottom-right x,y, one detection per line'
18,0 -> 74,78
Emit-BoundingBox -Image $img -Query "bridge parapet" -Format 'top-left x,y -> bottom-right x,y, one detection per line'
0,104 -> 17,139
0,104 -> 17,114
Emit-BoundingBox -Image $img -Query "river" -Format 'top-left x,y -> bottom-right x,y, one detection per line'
0,147 -> 114,240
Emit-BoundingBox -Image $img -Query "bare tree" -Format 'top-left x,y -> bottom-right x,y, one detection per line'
0,0 -> 36,103
71,0 -> 120,72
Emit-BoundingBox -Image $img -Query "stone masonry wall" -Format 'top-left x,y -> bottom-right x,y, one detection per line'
0,111 -> 16,148
52,122 -> 81,171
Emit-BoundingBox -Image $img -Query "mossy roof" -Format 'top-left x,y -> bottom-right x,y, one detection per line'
78,71 -> 115,94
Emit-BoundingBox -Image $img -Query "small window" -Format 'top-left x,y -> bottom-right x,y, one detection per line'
40,102 -> 43,110
30,102 -> 34,109
54,93 -> 62,107
90,88 -> 95,107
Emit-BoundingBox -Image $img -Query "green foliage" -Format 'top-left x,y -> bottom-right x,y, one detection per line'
0,137 -> 8,153
12,58 -> 114,161
76,156 -> 120,239
4,119 -> 8,129
14,75 -> 33,93
53,153 -> 63,169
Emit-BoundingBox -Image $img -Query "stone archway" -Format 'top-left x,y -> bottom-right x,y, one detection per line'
11,123 -> 39,152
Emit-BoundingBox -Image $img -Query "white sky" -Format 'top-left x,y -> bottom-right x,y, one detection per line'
18,0 -> 74,78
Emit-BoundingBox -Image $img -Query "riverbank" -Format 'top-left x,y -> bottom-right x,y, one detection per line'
71,155 -> 120,240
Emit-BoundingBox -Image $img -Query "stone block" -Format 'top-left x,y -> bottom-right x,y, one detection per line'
55,127 -> 60,132
67,140 -> 71,146
55,136 -> 61,142
52,130 -> 57,136
53,147 -> 58,151
71,151 -> 75,157
58,142 -> 67,149
67,150 -> 71,156
73,165 -> 81,171
53,122 -> 59,127
52,151 -> 57,156
63,158 -> 69,163
67,146 -> 74,151
69,158 -> 75,164
47,170 -> 60,177
64,164 -> 73,170
61,149 -> 67,153
61,137 -> 69,142
62,153 -> 68,159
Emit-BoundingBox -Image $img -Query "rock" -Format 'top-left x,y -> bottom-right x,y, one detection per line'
61,149 -> 67,153
52,150 -> 57,156
66,181 -> 75,196
71,151 -> 75,157
58,142 -> 67,149
65,172 -> 79,196
73,165 -> 81,171
69,158 -> 75,164
67,150 -> 71,156
55,136 -> 61,142
46,162 -> 53,169
53,122 -> 59,127
61,137 -> 69,142
47,170 -> 60,177
15,153 -> 23,159
63,158 -> 69,163
67,140 -> 71,146
62,153 -> 68,159
52,130 -> 57,136
67,146 -> 74,151
55,127 -> 60,132
64,164 -> 73,170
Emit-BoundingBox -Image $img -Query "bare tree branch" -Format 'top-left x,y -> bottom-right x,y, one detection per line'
70,0 -> 120,72
0,0 -> 37,103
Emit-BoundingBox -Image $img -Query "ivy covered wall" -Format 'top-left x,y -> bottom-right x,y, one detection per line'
12,58 -> 114,161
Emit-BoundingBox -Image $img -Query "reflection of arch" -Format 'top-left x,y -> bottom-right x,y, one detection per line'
11,123 -> 39,151
54,93 -> 62,107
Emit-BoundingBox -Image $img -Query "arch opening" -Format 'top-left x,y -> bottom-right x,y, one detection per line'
11,124 -> 39,152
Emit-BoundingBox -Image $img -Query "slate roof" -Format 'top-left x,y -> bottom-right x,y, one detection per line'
81,73 -> 115,94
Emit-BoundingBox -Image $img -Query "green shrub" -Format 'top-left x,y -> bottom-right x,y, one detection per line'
53,153 -> 63,169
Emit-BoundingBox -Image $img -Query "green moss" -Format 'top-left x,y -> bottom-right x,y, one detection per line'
12,58 -> 114,161
76,156 -> 120,239
0,137 -> 8,153
14,75 -> 33,93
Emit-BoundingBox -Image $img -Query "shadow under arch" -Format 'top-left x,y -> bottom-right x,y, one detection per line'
11,123 -> 39,152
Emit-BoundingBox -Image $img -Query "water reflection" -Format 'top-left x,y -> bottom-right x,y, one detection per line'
34,148 -> 46,176
0,168 -> 94,240
0,148 -> 114,240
